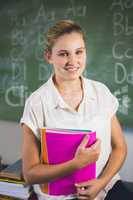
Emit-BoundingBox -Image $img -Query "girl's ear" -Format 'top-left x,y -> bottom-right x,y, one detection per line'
44,49 -> 52,64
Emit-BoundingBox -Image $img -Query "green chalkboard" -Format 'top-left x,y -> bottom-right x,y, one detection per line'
0,0 -> 133,127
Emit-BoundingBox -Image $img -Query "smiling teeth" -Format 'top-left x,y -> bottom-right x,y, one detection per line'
65,67 -> 79,72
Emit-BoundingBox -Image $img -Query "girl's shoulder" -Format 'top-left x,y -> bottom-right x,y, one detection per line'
26,78 -> 51,105
83,77 -> 111,95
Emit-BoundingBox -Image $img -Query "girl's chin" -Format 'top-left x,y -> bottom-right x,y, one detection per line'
63,73 -> 81,80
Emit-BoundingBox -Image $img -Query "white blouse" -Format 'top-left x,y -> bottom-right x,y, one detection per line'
20,76 -> 120,200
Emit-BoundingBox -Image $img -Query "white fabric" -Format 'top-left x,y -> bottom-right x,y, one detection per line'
20,76 -> 120,200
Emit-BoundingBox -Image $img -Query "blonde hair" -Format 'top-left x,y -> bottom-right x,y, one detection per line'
45,19 -> 85,51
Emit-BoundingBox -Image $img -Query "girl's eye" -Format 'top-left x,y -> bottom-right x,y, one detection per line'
76,50 -> 83,55
58,52 -> 68,57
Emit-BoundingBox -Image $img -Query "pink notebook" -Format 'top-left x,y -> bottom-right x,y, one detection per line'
41,128 -> 96,196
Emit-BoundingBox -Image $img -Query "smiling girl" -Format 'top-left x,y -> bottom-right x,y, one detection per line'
21,20 -> 131,200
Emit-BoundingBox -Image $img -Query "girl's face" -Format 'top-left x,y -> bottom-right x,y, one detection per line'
46,32 -> 86,81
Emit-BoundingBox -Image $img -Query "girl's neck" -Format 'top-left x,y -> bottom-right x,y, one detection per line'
53,75 -> 82,93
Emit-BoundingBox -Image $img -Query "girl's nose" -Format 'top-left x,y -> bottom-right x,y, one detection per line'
67,54 -> 77,65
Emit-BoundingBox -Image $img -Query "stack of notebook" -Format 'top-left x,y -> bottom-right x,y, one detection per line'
0,159 -> 32,199
40,127 -> 96,195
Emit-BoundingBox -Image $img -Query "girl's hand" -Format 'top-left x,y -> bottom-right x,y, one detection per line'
73,135 -> 101,169
75,179 -> 105,200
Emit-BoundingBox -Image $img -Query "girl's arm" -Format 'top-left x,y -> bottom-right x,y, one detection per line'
22,124 -> 100,185
76,115 -> 127,199
97,114 -> 127,184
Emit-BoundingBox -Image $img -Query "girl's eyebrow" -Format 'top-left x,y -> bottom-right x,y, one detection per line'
76,47 -> 86,50
57,47 -> 85,53
57,50 -> 68,53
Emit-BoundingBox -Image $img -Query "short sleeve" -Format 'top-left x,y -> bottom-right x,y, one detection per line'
101,84 -> 119,118
20,94 -> 44,140
95,82 -> 119,118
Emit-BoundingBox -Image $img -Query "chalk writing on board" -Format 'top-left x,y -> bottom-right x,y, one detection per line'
0,0 -> 133,124
11,29 -> 26,46
110,0 -> 133,118
64,5 -> 87,18
37,26 -> 46,46
112,41 -> 133,60
113,12 -> 133,36
34,4 -> 55,23
10,13 -> 28,27
5,85 -> 30,107
114,85 -> 131,115
11,60 -> 27,81
114,62 -> 133,85
110,0 -> 133,36
10,48 -> 24,61
110,0 -> 133,11
10,52 -> 26,83
4,11 -> 28,108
